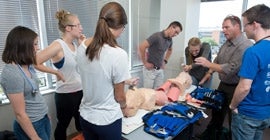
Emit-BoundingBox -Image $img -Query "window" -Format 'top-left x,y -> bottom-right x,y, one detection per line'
0,0 -> 39,73
131,0 -> 160,68
199,0 -> 270,59
0,0 -> 131,104
199,0 -> 243,59
0,0 -> 39,104
246,0 -> 270,9
41,0 -> 130,88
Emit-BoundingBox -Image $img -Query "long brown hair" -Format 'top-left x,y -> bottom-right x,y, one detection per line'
86,2 -> 127,61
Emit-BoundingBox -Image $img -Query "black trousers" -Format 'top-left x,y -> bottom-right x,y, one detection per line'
209,82 -> 237,129
54,90 -> 83,140
207,82 -> 237,139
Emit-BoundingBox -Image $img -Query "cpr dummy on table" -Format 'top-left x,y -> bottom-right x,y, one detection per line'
125,72 -> 197,117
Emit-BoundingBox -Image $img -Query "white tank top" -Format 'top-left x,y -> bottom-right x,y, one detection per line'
55,39 -> 82,93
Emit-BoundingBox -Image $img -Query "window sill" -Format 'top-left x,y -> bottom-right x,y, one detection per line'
0,94 -> 9,105
0,88 -> 56,106
41,88 -> 56,95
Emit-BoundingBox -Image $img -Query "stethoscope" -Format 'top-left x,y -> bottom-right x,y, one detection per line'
17,64 -> 38,94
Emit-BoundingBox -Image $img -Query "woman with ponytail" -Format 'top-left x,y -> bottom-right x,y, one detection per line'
76,2 -> 136,140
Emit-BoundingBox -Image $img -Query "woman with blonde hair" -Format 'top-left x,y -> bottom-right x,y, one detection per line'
183,37 -> 212,87
35,9 -> 84,140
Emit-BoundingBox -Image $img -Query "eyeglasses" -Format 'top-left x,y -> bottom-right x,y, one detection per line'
67,24 -> 82,28
244,21 -> 253,28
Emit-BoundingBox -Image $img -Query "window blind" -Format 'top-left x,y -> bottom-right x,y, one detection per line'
0,0 -> 39,73
43,0 -> 129,51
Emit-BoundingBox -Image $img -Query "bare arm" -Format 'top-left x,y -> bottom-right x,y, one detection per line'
84,37 -> 93,47
164,47 -> 172,62
161,47 -> 172,69
139,40 -> 153,69
34,64 -> 65,82
139,40 -> 149,64
114,81 -> 137,117
198,69 -> 213,85
35,41 -> 65,81
114,81 -> 126,109
230,78 -> 252,110
8,93 -> 41,140
207,62 -> 223,73
125,77 -> 139,86
36,41 -> 62,65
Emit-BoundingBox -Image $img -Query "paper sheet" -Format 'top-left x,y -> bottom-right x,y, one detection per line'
122,109 -> 149,134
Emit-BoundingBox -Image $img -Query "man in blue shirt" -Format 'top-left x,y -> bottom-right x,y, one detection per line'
230,4 -> 270,140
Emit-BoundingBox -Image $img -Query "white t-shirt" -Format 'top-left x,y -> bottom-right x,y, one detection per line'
76,42 -> 130,125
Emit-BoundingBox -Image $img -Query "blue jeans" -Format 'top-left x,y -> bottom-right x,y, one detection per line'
13,114 -> 51,140
143,67 -> 164,89
80,116 -> 122,140
231,112 -> 270,140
